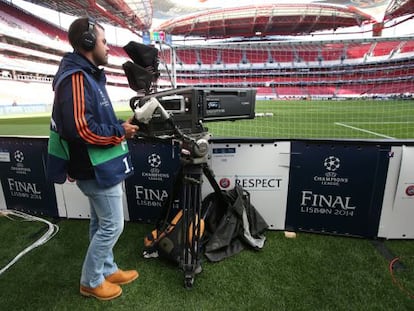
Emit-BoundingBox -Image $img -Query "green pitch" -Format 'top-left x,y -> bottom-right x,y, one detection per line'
0,99 -> 413,139
206,99 -> 414,139
1,100 -> 414,309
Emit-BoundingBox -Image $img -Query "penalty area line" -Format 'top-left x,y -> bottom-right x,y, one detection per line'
335,122 -> 396,139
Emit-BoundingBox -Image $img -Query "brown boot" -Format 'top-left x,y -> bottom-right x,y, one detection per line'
80,280 -> 122,301
105,269 -> 139,285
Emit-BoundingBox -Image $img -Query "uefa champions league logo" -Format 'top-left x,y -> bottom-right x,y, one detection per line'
10,149 -> 31,174
148,153 -> 161,169
312,155 -> 348,186
14,150 -> 24,163
142,153 -> 169,182
323,156 -> 340,172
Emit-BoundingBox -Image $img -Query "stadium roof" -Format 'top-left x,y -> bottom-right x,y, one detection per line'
155,3 -> 374,38
385,0 -> 414,20
154,0 -> 414,38
14,0 -> 414,38
21,0 -> 153,32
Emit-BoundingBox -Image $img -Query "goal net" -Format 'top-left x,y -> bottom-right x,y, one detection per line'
157,37 -> 414,139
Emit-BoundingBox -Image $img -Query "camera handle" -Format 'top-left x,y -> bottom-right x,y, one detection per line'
131,96 -> 188,140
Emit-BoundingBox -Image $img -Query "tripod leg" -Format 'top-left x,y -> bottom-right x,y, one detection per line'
181,164 -> 203,288
202,163 -> 228,204
182,172 -> 194,288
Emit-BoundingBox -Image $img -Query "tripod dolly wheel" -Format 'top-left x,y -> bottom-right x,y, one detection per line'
185,275 -> 194,289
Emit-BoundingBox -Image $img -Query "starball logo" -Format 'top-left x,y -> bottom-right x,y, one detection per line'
148,153 -> 161,168
313,155 -> 349,186
11,149 -> 31,175
14,150 -> 24,163
141,153 -> 169,182
323,156 -> 340,171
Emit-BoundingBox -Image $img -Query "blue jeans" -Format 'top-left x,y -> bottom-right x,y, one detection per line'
76,180 -> 125,288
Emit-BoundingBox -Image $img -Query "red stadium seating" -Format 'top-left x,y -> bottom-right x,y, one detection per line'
165,35 -> 414,98
371,41 -> 400,57
399,40 -> 414,53
176,49 -> 198,65
199,48 -> 220,64
0,1 -> 66,40
221,49 -> 244,64
1,0 -> 414,101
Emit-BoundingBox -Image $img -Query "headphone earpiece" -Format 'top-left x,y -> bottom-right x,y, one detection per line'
80,18 -> 96,51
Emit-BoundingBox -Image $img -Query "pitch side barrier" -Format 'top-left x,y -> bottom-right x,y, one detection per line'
0,135 -> 413,239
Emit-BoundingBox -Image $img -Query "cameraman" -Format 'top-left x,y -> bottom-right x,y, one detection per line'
47,17 -> 139,300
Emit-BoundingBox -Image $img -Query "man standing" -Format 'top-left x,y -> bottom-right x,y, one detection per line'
47,17 -> 139,300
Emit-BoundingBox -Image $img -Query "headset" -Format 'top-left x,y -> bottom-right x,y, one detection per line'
79,18 -> 96,51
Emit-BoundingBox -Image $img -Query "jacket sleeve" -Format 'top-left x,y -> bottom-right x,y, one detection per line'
57,71 -> 125,146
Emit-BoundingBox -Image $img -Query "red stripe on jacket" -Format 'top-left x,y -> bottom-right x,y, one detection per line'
71,72 -> 124,145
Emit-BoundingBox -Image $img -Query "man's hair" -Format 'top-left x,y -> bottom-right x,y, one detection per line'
68,17 -> 103,51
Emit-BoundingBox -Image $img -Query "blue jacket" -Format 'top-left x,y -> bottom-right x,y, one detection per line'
47,52 -> 134,187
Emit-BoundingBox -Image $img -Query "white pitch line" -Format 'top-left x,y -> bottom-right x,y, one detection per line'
335,122 -> 396,139
347,121 -> 413,124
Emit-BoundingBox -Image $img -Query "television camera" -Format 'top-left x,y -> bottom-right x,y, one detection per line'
122,41 -> 256,140
122,41 -> 256,288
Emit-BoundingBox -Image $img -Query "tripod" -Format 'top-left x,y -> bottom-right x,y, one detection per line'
136,128 -> 224,288
130,95 -> 227,288
178,147 -> 223,288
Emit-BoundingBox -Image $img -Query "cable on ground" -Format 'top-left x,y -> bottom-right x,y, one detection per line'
0,210 -> 59,276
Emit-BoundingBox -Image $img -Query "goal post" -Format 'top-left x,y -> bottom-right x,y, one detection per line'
157,36 -> 414,139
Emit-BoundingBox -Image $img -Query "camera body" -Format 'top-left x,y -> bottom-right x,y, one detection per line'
122,41 -> 256,137
131,87 -> 256,136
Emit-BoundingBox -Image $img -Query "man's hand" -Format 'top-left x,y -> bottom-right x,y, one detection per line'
122,118 -> 139,139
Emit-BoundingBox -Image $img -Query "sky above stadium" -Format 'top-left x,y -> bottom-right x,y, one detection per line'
10,0 -> 414,40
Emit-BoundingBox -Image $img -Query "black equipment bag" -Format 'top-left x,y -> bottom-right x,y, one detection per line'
143,180 -> 268,263
203,185 -> 268,262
